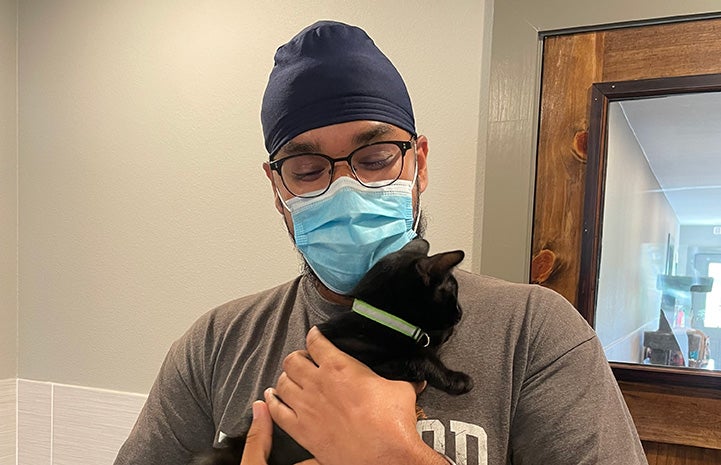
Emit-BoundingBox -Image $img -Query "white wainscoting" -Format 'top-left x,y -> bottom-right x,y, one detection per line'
0,379 -> 16,465
18,380 -> 51,465
16,379 -> 147,465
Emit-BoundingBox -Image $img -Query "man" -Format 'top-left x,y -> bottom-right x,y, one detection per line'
114,21 -> 648,465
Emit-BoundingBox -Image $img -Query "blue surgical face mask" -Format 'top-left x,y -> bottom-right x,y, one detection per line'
279,176 -> 419,295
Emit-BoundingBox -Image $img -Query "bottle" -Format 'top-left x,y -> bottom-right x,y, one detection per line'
674,304 -> 685,328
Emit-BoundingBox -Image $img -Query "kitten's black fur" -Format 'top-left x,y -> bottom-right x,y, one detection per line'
190,238 -> 473,465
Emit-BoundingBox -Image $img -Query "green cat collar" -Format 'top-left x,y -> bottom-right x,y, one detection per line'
352,299 -> 431,347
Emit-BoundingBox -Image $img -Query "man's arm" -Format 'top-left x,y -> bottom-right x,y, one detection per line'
114,337 -> 215,465
509,289 -> 648,465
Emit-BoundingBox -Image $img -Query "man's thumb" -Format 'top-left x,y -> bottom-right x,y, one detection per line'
241,401 -> 273,464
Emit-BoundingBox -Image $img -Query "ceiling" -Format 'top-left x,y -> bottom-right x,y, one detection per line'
619,92 -> 721,226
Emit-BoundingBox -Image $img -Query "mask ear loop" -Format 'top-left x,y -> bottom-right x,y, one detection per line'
413,194 -> 422,234
410,144 -> 421,233
276,187 -> 291,212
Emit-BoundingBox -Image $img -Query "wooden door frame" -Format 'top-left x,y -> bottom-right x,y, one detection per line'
531,16 -> 721,456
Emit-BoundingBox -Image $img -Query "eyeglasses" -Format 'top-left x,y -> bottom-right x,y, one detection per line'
269,138 -> 415,198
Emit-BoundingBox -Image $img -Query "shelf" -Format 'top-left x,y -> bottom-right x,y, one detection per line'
656,274 -> 714,293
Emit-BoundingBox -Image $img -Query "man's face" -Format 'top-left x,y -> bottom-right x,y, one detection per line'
263,120 -> 429,238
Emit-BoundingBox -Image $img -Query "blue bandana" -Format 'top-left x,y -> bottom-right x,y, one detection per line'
261,21 -> 416,157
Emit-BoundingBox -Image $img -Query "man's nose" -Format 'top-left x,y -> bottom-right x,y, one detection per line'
330,161 -> 355,182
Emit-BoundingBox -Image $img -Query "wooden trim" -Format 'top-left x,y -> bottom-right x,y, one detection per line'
531,31 -> 604,304
593,73 -> 721,99
643,441 -> 721,464
619,381 -> 721,449
539,12 -> 721,38
602,20 -> 721,82
613,363 -> 721,391
577,84 -> 608,327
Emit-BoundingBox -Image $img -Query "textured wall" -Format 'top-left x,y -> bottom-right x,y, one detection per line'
0,0 -> 18,380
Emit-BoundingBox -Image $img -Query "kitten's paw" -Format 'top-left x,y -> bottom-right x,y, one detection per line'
447,372 -> 473,395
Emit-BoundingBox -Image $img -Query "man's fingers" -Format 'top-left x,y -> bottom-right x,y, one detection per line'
282,350 -> 317,375
240,401 -> 272,465
276,371 -> 304,403
265,387 -> 298,426
305,326 -> 347,367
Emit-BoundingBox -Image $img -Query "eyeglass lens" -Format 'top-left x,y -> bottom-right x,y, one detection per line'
278,142 -> 407,197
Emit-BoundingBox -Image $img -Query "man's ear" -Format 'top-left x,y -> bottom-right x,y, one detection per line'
415,135 -> 429,193
263,162 -> 284,215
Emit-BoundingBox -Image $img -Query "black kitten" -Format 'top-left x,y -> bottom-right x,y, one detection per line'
190,238 -> 473,465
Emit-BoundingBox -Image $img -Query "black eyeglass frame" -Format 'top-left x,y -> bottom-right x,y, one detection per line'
268,138 -> 416,198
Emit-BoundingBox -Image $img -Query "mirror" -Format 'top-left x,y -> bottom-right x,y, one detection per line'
580,73 -> 721,386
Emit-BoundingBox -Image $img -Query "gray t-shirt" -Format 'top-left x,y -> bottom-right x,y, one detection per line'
114,271 -> 648,465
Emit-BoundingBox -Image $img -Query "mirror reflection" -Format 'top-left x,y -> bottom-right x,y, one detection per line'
595,92 -> 721,372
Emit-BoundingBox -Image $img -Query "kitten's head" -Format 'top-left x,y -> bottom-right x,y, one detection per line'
351,238 -> 464,347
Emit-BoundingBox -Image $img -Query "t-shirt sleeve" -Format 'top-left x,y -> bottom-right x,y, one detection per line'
509,287 -> 648,465
113,320 -> 216,465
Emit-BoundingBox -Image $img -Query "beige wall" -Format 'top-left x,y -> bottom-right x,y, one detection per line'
0,0 -> 18,380
16,0 -> 490,394
480,0 -> 721,283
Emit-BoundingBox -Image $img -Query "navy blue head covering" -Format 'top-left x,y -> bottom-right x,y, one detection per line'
261,21 -> 416,158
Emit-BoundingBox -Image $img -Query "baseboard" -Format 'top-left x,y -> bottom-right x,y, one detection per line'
0,379 -> 16,465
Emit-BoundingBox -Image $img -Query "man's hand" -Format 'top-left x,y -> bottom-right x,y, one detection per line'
240,401 -> 273,465
265,327 -> 445,465
241,400 -> 320,465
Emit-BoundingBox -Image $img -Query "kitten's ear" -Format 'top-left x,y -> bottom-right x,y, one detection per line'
417,250 -> 465,284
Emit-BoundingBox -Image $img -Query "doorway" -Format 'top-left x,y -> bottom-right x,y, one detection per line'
532,16 -> 721,464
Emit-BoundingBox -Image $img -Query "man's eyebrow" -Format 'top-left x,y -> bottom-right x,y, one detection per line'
279,140 -> 321,156
278,124 -> 397,158
352,124 -> 394,146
